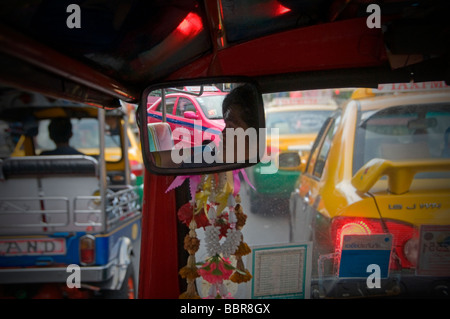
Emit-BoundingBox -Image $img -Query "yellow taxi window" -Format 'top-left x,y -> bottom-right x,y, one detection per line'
355,104 -> 450,174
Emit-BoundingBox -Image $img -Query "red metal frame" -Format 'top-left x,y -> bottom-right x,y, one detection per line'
167,17 -> 387,80
138,172 -> 179,299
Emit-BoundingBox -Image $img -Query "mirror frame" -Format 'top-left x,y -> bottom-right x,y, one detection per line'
137,76 -> 266,175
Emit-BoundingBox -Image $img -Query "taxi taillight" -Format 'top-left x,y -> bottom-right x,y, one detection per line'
331,217 -> 416,269
79,235 -> 96,265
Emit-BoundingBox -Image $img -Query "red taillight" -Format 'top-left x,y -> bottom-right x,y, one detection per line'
80,235 -> 95,265
383,220 -> 418,269
130,160 -> 144,176
262,145 -> 279,162
331,217 -> 416,269
331,217 -> 382,250
336,219 -> 373,250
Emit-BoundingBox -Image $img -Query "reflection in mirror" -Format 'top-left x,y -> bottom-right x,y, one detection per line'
140,81 -> 267,174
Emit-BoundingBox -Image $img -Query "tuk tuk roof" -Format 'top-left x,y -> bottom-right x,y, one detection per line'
0,0 -> 448,108
0,88 -> 124,122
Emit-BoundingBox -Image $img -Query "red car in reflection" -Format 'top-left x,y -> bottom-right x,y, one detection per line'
147,90 -> 226,149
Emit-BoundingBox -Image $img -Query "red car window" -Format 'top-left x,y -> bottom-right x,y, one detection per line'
175,97 -> 197,116
155,97 -> 177,115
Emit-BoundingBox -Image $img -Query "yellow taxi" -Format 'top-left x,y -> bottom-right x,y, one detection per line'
265,103 -> 338,168
246,100 -> 337,210
289,82 -> 450,298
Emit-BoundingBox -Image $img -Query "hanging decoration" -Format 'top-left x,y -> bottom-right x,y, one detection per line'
178,218 -> 201,299
168,169 -> 254,299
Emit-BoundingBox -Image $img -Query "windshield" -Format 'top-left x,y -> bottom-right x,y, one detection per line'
354,103 -> 450,175
36,118 -> 122,160
266,110 -> 334,134
195,95 -> 226,119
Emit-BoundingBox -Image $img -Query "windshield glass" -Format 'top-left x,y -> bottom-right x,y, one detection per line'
36,118 -> 122,160
195,95 -> 226,119
266,110 -> 334,134
229,86 -> 450,299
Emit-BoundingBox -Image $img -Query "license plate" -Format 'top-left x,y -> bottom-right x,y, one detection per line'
0,238 -> 66,256
417,225 -> 450,276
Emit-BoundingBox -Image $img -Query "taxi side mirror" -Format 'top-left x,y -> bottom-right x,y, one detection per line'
183,111 -> 199,119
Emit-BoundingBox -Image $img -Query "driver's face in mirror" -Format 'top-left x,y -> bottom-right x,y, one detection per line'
219,84 -> 259,163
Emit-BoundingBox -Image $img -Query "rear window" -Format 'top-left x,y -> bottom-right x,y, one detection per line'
354,103 -> 450,175
195,95 -> 226,119
266,110 -> 334,134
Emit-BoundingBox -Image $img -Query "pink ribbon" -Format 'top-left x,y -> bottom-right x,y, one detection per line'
165,169 -> 256,199
165,175 -> 201,200
232,169 -> 256,196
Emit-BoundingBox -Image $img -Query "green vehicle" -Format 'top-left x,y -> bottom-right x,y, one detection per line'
246,104 -> 337,211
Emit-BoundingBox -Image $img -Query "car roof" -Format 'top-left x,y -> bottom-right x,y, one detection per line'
0,1 -> 448,108
355,90 -> 450,112
165,92 -> 228,98
265,104 -> 338,113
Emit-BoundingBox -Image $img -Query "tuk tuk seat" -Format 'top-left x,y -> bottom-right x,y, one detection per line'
0,155 -> 101,234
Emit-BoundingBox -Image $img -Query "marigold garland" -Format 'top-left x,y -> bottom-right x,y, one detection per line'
175,172 -> 253,299
179,284 -> 201,299
179,255 -> 200,280
184,234 -> 200,255
230,255 -> 252,283
230,268 -> 253,283
234,240 -> 251,257
178,216 -> 200,299
234,203 -> 247,229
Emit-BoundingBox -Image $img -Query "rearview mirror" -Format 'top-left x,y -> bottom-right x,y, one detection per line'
137,79 -> 267,175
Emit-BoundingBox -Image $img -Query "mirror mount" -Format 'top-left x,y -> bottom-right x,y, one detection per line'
166,86 -> 204,97
161,89 -> 167,123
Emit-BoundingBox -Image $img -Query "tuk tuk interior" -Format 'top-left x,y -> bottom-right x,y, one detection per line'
0,89 -> 142,224
0,0 -> 449,301
0,89 -> 142,298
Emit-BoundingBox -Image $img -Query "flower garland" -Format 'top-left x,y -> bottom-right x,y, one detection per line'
173,171 -> 253,299
178,218 -> 201,299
